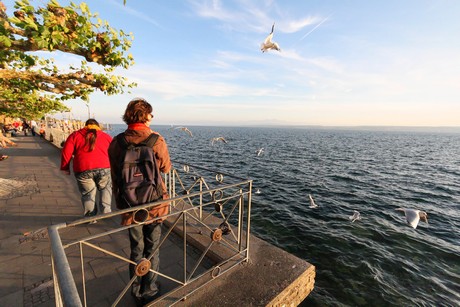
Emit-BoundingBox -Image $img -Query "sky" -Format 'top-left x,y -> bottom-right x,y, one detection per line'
6,0 -> 460,126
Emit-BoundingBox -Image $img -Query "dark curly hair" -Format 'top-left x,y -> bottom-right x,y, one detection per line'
122,98 -> 153,124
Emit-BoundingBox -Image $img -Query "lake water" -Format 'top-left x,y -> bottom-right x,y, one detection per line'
108,125 -> 460,306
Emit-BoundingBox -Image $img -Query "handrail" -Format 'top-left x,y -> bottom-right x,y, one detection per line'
48,224 -> 83,307
48,162 -> 253,306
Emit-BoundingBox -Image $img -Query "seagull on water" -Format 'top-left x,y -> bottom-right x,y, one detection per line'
255,188 -> 261,194
256,148 -> 264,156
174,126 -> 193,137
211,137 -> 227,146
308,194 -> 318,208
395,208 -> 428,229
349,210 -> 361,222
261,23 -> 281,53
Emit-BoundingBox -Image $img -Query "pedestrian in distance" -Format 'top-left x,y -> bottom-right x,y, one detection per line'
30,119 -> 38,136
108,97 -> 172,306
60,118 -> 113,219
22,119 -> 30,136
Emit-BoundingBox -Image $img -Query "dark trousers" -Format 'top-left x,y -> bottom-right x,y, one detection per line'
128,222 -> 162,299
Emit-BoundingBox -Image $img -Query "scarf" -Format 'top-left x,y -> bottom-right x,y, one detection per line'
128,123 -> 150,130
85,124 -> 101,131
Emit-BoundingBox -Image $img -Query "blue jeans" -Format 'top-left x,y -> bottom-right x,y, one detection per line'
75,168 -> 112,216
129,223 -> 161,300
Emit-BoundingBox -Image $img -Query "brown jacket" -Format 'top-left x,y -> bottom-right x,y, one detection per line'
108,127 -> 172,225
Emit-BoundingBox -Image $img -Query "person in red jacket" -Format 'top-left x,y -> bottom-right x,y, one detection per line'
61,118 -> 113,219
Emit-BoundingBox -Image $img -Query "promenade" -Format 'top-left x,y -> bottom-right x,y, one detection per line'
0,133 -> 82,306
0,133 -> 315,306
0,134 -> 199,306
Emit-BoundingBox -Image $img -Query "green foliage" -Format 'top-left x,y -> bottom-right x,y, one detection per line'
0,0 -> 136,119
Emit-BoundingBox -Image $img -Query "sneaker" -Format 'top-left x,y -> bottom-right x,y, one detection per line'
131,295 -> 143,307
142,292 -> 161,305
142,281 -> 161,304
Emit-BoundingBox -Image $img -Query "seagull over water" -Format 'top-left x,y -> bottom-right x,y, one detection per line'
261,23 -> 281,53
174,126 -> 193,137
256,148 -> 264,156
308,194 -> 318,208
211,137 -> 228,146
255,188 -> 261,194
349,210 -> 361,222
395,208 -> 428,229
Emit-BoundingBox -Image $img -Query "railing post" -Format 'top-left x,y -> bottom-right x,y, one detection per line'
238,189 -> 243,249
49,224 -> 82,307
246,181 -> 253,261
199,178 -> 203,220
183,212 -> 187,283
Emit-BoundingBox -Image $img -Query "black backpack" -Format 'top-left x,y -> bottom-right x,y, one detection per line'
116,133 -> 164,208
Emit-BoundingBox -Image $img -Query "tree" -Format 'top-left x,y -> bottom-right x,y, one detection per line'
0,0 -> 136,119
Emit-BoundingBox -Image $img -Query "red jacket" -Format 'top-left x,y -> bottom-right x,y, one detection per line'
60,128 -> 112,173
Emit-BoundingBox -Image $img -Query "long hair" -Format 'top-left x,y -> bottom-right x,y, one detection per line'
84,118 -> 100,152
122,98 -> 153,124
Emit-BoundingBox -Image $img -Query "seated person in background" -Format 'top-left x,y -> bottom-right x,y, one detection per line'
0,130 -> 18,148
39,125 -> 46,138
2,124 -> 17,136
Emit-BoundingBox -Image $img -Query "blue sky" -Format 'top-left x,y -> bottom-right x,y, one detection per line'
7,0 -> 460,126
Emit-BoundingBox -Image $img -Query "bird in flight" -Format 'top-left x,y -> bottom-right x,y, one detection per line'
261,23 -> 281,53
211,137 -> 228,146
349,210 -> 361,223
308,194 -> 318,208
174,126 -> 193,137
256,148 -> 264,156
395,208 -> 428,229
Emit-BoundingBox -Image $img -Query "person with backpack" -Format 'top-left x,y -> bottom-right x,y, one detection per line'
108,98 -> 171,306
60,118 -> 113,219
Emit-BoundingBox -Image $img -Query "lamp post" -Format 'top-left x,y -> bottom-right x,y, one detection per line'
84,101 -> 90,119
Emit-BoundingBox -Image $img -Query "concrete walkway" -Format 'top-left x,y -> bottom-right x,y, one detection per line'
0,134 -> 82,306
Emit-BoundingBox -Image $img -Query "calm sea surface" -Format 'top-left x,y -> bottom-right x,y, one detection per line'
109,125 -> 460,306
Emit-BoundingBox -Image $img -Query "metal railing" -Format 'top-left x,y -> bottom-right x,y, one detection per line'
49,160 -> 253,306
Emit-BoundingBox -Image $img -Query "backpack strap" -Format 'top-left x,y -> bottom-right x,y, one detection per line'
140,133 -> 159,147
116,132 -> 159,149
116,133 -> 130,149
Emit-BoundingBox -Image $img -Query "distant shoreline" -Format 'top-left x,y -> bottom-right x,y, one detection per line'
109,123 -> 460,134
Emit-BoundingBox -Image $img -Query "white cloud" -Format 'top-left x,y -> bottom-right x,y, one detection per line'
284,16 -> 321,33
124,65 -> 247,100
188,0 -> 324,34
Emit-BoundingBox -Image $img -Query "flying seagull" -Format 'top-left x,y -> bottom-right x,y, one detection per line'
395,208 -> 428,229
211,137 -> 227,146
255,188 -> 261,194
308,194 -> 318,208
175,126 -> 193,137
256,148 -> 264,156
349,210 -> 361,223
261,23 -> 281,53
